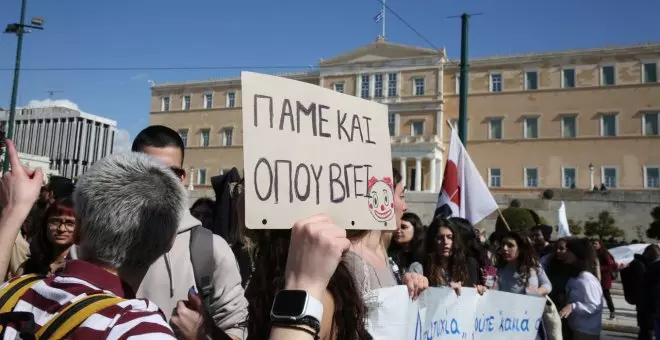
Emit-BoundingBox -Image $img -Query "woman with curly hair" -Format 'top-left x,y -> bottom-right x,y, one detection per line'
388,212 -> 426,274
424,217 -> 485,294
496,231 -> 552,339
496,231 -> 552,296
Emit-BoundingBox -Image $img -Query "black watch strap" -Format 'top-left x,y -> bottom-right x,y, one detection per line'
272,316 -> 321,335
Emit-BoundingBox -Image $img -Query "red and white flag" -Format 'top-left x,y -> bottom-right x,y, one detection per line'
435,128 -> 499,225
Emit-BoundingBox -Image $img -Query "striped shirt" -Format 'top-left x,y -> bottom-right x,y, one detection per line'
1,260 -> 176,339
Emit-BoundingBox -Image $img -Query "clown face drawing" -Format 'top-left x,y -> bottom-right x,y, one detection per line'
367,176 -> 394,223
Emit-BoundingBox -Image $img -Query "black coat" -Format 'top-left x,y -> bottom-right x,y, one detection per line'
621,254 -> 646,305
210,168 -> 241,243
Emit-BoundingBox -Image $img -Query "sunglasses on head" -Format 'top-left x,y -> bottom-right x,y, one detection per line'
169,167 -> 186,178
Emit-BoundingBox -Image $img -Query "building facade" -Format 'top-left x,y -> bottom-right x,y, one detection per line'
150,39 -> 660,192
17,152 -> 59,183
0,106 -> 117,179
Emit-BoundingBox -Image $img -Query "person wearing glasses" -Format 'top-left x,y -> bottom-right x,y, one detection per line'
11,197 -> 76,278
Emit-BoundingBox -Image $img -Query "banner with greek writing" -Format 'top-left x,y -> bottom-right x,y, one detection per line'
241,71 -> 395,230
366,286 -> 546,340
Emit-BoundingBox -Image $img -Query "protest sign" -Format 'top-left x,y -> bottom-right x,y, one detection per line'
366,286 -> 546,340
241,72 -> 394,230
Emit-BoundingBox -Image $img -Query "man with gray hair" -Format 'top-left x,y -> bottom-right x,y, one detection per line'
0,148 -> 183,338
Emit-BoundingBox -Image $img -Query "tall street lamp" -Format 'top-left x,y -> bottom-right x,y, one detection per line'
2,0 -> 44,172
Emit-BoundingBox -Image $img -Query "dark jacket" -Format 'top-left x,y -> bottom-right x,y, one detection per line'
210,168 -> 241,243
621,254 -> 646,305
641,259 -> 660,321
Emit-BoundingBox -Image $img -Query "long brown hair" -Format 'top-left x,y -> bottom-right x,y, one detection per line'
245,229 -> 371,340
424,217 -> 468,286
496,231 -> 539,285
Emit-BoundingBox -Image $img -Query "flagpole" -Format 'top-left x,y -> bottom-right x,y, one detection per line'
382,0 -> 386,39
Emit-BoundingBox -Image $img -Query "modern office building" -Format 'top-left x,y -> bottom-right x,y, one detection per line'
0,105 -> 117,179
149,38 -> 660,192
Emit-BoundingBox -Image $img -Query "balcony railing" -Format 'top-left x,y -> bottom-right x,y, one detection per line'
390,134 -> 442,145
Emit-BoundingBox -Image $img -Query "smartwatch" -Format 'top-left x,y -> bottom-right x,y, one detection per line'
270,290 -> 323,330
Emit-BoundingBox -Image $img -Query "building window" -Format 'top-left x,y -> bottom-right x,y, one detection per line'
562,68 -> 576,88
600,113 -> 617,137
645,167 -> 660,189
204,93 -> 213,109
561,115 -> 577,138
183,95 -> 191,111
162,96 -> 170,112
524,117 -> 539,139
388,73 -> 398,97
198,169 -> 207,185
200,129 -> 210,147
410,121 -> 424,136
490,73 -> 502,92
388,112 -> 395,136
222,127 -> 233,146
226,92 -> 236,108
601,65 -> 616,86
489,168 -> 501,188
489,118 -> 502,140
374,74 -> 384,98
178,129 -> 188,147
525,71 -> 538,90
563,167 -> 577,188
643,62 -> 658,83
333,83 -> 344,93
414,78 -> 425,96
360,75 -> 370,98
602,167 -> 617,188
644,112 -> 659,136
524,168 -> 539,188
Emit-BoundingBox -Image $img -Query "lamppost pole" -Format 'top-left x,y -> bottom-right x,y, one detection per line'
2,0 -> 44,172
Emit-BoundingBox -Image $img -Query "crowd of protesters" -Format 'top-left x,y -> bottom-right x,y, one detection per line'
0,125 -> 657,340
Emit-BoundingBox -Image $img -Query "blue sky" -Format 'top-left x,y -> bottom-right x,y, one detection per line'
0,0 -> 659,146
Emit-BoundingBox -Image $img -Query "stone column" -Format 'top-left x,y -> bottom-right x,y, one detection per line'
188,167 -> 195,191
399,157 -> 407,188
415,158 -> 422,192
369,74 -> 375,98
429,157 -> 437,192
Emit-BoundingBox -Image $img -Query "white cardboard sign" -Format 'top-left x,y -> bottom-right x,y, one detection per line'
241,72 -> 395,230
366,286 -> 546,340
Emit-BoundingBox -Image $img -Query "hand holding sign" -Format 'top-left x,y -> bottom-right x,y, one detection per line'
285,214 -> 351,302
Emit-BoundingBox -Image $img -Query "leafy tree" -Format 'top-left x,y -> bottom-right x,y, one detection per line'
584,211 -> 625,240
567,219 -> 584,236
646,206 -> 660,240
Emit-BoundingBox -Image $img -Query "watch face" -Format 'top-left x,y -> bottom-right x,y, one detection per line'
272,290 -> 307,318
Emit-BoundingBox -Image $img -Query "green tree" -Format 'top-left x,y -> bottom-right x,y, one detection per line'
567,219 -> 584,236
646,206 -> 660,240
584,211 -> 625,240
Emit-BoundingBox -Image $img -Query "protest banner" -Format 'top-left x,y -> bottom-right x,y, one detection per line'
366,286 -> 546,340
241,71 -> 395,230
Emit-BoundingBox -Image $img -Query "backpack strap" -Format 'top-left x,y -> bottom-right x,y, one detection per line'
190,225 -> 214,310
0,275 -> 44,313
0,274 -> 44,334
35,294 -> 123,340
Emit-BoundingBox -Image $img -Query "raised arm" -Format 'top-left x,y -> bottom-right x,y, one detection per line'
0,140 -> 42,281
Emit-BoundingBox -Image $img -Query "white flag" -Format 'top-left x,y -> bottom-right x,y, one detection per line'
435,128 -> 498,225
558,201 -> 571,237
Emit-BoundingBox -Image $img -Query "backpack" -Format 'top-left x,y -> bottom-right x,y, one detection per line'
0,274 -> 124,339
189,227 -> 235,340
190,225 -> 214,311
